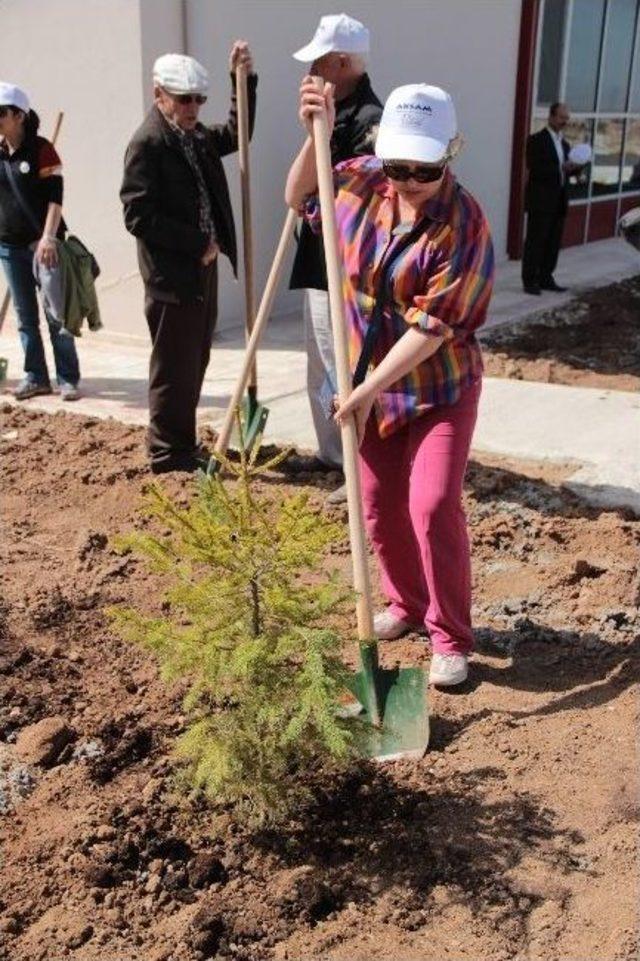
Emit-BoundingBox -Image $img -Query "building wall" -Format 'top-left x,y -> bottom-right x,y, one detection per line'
0,0 -> 148,335
0,0 -> 521,337
190,0 -> 521,330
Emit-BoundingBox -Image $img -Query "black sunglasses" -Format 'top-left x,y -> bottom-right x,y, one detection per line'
173,93 -> 207,106
382,161 -> 446,183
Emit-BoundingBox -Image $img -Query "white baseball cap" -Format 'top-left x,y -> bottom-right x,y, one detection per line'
0,83 -> 30,113
153,54 -> 209,95
375,84 -> 458,164
293,13 -> 369,62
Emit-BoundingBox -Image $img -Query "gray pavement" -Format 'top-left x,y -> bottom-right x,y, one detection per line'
1,236 -> 638,514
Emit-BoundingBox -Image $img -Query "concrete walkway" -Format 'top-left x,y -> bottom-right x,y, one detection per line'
1,236 -> 638,513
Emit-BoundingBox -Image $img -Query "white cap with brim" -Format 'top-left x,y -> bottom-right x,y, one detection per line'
293,13 -> 369,62
375,84 -> 458,164
153,54 -> 209,95
0,83 -> 30,113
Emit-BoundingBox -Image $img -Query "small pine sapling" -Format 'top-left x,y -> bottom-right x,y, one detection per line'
110,436 -> 357,824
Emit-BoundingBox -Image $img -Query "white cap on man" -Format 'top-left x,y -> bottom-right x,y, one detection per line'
293,13 -> 369,62
0,82 -> 30,113
375,84 -> 458,164
153,54 -> 209,95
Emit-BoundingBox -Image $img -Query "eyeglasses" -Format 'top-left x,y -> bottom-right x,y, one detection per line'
173,94 -> 207,106
382,161 -> 446,183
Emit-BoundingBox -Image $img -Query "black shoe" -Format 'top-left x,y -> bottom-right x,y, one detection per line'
150,456 -> 208,475
523,284 -> 541,296
540,279 -> 568,292
283,453 -> 342,475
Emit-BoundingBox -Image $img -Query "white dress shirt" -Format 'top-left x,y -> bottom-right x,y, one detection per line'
546,126 -> 565,183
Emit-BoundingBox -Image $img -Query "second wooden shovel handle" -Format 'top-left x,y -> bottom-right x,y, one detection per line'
214,208 -> 297,457
236,63 -> 257,390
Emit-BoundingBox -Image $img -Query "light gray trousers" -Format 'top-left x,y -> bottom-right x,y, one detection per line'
303,288 -> 343,467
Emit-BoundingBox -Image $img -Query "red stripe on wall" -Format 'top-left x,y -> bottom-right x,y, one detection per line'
507,0 -> 540,260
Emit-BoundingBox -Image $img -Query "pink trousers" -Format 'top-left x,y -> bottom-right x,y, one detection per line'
359,379 -> 481,655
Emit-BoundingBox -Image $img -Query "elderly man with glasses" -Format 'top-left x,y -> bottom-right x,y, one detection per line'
121,43 -> 256,474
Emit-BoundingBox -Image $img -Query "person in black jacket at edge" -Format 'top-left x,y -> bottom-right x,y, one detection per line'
522,101 -> 582,297
288,13 -> 382,504
121,44 -> 256,474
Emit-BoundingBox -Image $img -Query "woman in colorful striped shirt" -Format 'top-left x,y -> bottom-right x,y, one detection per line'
286,79 -> 494,688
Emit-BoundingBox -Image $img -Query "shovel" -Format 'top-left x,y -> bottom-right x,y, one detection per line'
209,207 -> 297,468
235,62 -> 268,450
311,77 -> 429,760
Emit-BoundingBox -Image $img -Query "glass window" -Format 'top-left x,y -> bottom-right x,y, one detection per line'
565,0 -> 606,112
592,119 -> 624,195
599,0 -> 638,111
566,118 -> 594,200
622,118 -> 640,191
538,0 -> 567,105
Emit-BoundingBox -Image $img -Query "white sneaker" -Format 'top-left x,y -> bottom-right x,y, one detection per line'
373,610 -> 422,640
60,383 -> 81,401
326,483 -> 348,505
429,652 -> 468,687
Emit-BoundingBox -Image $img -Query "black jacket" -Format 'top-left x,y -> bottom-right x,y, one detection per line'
290,73 -> 382,291
525,127 -> 570,216
120,74 -> 257,303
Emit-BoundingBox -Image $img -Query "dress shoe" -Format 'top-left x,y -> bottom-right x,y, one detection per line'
150,456 -> 209,475
523,284 -> 541,296
284,453 -> 342,474
540,279 -> 568,292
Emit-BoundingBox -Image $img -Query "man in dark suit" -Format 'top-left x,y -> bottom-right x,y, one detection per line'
522,102 -> 579,295
121,45 -> 256,473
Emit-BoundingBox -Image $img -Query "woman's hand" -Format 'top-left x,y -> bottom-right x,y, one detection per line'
333,383 -> 376,446
35,236 -> 58,269
299,76 -> 335,139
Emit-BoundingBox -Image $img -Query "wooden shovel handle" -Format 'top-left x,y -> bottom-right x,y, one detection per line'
51,111 -> 64,146
214,208 -> 297,457
236,63 -> 257,390
310,76 -> 374,642
0,111 -> 64,332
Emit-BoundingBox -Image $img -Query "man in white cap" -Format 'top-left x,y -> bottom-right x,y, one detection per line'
287,14 -> 382,502
121,43 -> 256,474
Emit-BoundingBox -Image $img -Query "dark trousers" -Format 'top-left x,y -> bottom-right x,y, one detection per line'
522,206 -> 565,288
144,262 -> 218,468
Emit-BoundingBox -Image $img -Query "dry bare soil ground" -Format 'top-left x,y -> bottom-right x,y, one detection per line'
0,277 -> 638,961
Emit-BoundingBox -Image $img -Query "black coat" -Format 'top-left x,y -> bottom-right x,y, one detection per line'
121,75 -> 257,303
290,73 -> 383,291
524,127 -> 570,216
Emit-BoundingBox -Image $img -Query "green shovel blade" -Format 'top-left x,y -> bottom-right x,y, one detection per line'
236,393 -> 269,452
347,665 -> 430,761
